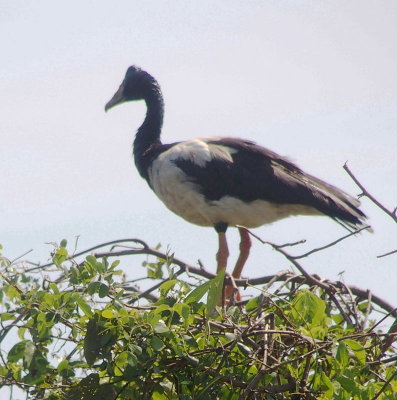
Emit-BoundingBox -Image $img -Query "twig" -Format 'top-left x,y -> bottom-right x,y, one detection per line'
242,316 -> 275,398
242,228 -> 332,291
10,249 -> 33,264
293,226 -> 371,259
25,238 -> 151,272
328,292 -> 353,325
0,311 -> 28,344
94,247 -> 214,281
377,249 -> 397,258
367,307 -> 397,334
368,355 -> 397,365
370,368 -> 397,400
343,163 -> 397,223
299,354 -> 312,394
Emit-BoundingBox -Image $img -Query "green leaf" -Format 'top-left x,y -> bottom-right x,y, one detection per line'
8,341 -> 28,362
85,255 -> 106,274
129,344 -> 142,355
64,373 -> 116,400
18,327 -> 26,340
159,279 -> 179,295
153,321 -> 170,333
101,309 -> 115,319
152,392 -> 167,400
43,292 -> 54,307
245,296 -> 261,312
183,334 -> 198,349
3,285 -> 21,300
57,359 -> 69,373
173,303 -> 190,321
290,290 -> 327,338
313,371 -> 334,398
343,339 -> 366,365
75,295 -> 93,317
337,376 -> 360,395
84,317 -> 112,366
110,260 -> 120,270
85,255 -> 98,266
146,261 -> 164,279
49,282 -> 60,294
53,247 -> 68,266
153,304 -> 171,314
1,312 -> 15,321
115,351 -> 129,368
127,352 -> 138,367
150,336 -> 165,351
8,340 -> 35,367
185,280 -> 212,304
291,290 -> 325,324
336,342 -> 349,369
23,340 -> 36,366
0,366 -> 8,378
87,281 -> 101,295
207,269 -> 225,313
99,333 -> 113,347
98,283 -> 109,298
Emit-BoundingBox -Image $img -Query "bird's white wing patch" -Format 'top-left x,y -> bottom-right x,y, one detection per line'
208,143 -> 236,164
158,139 -> 236,167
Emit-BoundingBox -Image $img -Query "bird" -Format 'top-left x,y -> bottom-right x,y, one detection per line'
105,65 -> 368,303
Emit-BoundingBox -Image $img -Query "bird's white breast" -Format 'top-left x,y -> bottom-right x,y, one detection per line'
148,139 -> 318,228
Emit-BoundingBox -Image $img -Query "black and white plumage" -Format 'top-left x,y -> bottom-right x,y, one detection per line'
105,65 -> 367,302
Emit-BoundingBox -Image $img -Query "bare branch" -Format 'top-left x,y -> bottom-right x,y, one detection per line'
293,225 -> 371,259
343,163 -> 397,223
377,249 -> 397,258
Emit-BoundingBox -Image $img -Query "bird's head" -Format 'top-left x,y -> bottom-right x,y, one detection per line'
105,65 -> 160,111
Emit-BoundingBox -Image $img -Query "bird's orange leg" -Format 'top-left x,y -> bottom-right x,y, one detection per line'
224,227 -> 252,302
216,231 -> 229,306
216,232 -> 229,273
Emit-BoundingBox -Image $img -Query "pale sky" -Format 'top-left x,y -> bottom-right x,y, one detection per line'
1,0 -> 397,313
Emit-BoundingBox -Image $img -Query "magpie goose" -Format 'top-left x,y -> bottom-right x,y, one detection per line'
105,65 -> 368,302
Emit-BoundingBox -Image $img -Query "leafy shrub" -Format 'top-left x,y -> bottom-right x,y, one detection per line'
0,239 -> 396,399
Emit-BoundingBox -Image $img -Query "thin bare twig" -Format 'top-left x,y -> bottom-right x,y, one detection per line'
377,249 -> 397,258
10,249 -> 33,264
344,163 -> 397,223
293,225 -> 371,259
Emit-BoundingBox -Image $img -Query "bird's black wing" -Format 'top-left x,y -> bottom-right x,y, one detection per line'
173,137 -> 366,226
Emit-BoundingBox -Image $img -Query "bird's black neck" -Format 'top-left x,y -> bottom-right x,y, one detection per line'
133,88 -> 164,178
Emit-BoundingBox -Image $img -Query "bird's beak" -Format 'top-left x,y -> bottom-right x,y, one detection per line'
105,82 -> 126,112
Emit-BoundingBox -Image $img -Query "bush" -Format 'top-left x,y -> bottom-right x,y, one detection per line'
0,236 -> 396,400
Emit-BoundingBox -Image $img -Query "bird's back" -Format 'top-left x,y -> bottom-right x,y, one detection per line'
145,137 -> 366,229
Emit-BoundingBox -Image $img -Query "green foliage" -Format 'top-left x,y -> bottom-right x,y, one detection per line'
0,241 -> 396,399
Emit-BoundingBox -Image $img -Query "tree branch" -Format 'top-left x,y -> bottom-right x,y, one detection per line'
343,163 -> 397,223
